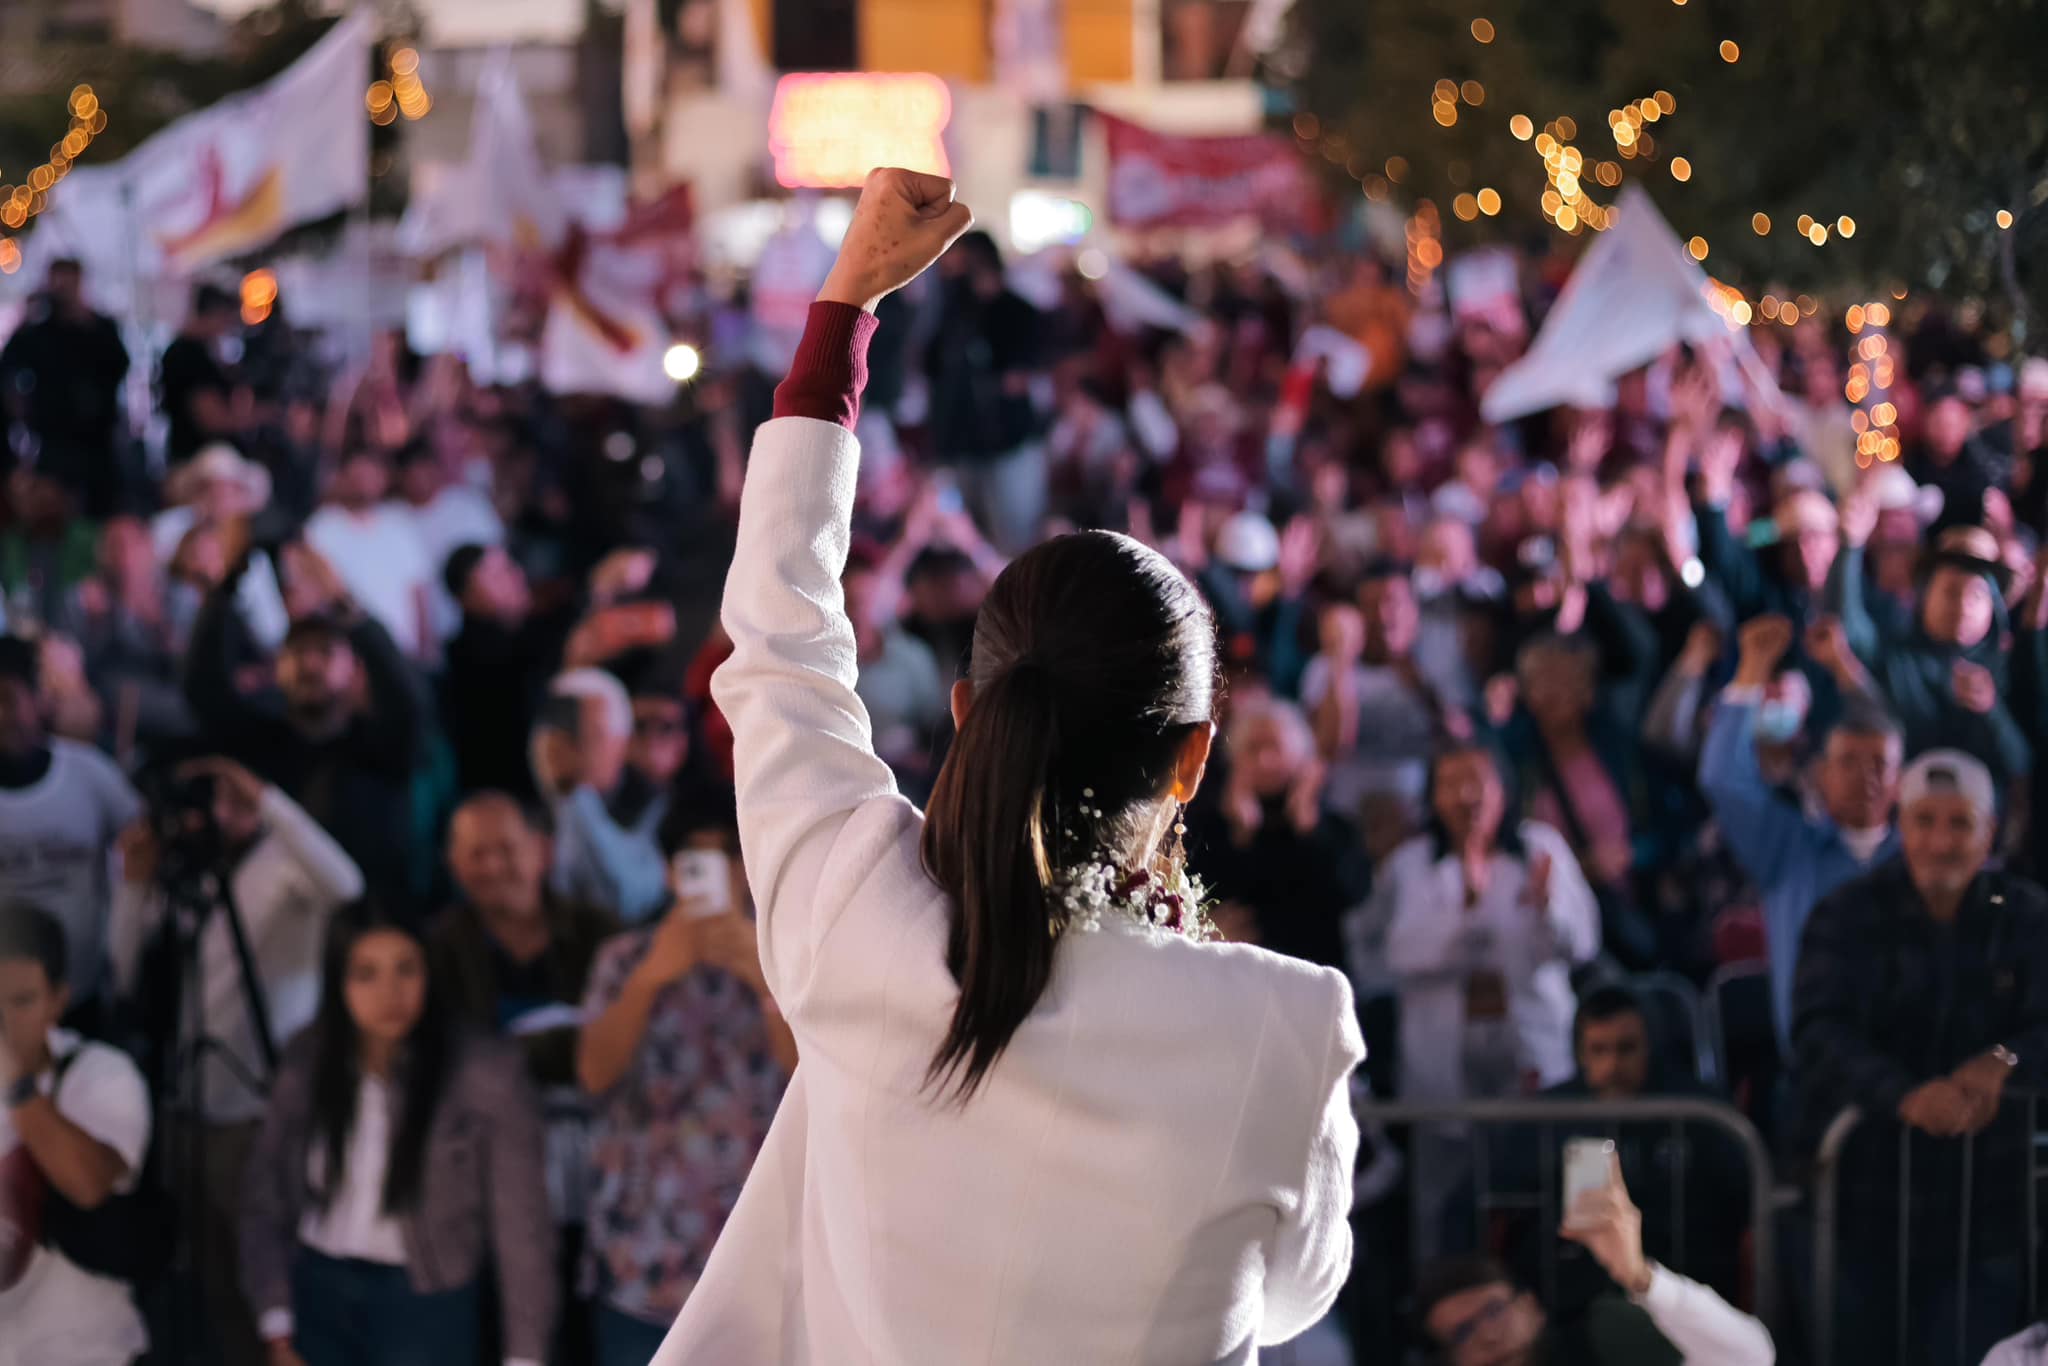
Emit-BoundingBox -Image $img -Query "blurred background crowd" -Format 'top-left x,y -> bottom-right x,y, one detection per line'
1,0 -> 2046,1364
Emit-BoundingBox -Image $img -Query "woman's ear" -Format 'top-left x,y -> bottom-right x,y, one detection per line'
1171,722 -> 1216,804
950,678 -> 974,733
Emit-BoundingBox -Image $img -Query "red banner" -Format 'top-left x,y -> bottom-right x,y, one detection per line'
1099,114 -> 1323,234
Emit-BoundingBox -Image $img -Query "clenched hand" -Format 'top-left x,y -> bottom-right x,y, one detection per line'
816,168 -> 977,314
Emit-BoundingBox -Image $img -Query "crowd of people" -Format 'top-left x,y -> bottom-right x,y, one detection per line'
0,200 -> 2045,1366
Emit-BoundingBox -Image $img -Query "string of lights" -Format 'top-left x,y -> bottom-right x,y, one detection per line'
0,85 -> 108,273
367,46 -> 430,125
1293,8 -> 1999,335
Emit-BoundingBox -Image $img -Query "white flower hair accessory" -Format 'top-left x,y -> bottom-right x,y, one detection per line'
1049,856 -> 1216,942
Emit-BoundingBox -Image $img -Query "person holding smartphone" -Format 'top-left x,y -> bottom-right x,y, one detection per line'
573,790 -> 795,1366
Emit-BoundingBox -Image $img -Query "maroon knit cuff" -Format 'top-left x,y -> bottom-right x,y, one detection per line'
770,301 -> 878,431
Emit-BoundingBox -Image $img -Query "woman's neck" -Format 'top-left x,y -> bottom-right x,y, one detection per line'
360,1037 -> 400,1078
1458,832 -> 1496,863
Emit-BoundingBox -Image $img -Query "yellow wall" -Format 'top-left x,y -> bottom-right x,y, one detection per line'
743,0 -> 1132,86
861,0 -> 990,81
1065,0 -> 1133,84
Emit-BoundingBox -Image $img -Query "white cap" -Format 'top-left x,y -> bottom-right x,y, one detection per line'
1899,748 -> 1996,825
167,442 -> 272,508
1866,463 -> 1945,524
1215,512 -> 1281,574
2020,357 -> 2048,402
549,667 -> 632,739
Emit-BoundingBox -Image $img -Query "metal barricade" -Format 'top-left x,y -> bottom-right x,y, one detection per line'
1357,1096 -> 1779,1331
1811,1093 -> 2045,1366
1631,970 -> 1717,1086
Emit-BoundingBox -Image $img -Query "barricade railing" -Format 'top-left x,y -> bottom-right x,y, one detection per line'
1356,1096 -> 1778,1331
1811,1092 -> 2045,1366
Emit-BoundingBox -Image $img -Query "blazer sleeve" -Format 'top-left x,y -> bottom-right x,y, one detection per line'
710,416 -> 901,1007
475,1042 -> 561,1362
240,1042 -> 313,1330
1260,970 -> 1365,1344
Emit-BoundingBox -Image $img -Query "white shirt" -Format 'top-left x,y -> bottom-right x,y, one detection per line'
110,786 -> 364,1124
266,1080 -> 543,1366
1349,823 -> 1601,1102
0,740 -> 141,1006
403,485 -> 504,644
1635,1264 -> 1777,1364
1985,1327 -> 2048,1366
0,1031 -> 152,1366
655,416 -> 1364,1366
304,503 -> 435,656
297,1076 -> 410,1266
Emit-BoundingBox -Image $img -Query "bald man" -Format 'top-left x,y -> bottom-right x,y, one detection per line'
426,792 -> 620,1092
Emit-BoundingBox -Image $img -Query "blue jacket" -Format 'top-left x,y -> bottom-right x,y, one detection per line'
1697,697 -> 1899,1048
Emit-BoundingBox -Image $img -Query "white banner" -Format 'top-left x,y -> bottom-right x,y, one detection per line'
1480,185 -> 1780,422
398,49 -> 564,259
32,10 -> 372,290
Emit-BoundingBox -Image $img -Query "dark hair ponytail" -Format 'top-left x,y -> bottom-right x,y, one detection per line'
921,531 -> 1216,1100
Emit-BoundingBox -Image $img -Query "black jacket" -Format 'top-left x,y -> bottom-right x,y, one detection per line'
185,588 -> 426,907
1503,1075 -> 1750,1308
426,896 -> 619,1090
1793,858 -> 2048,1251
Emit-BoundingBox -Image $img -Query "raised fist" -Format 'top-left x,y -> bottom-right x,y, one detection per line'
816,168 -> 976,313
1734,613 -> 1794,687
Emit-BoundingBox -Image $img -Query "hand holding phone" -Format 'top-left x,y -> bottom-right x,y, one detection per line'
672,849 -> 731,916
1562,1137 -> 1616,1227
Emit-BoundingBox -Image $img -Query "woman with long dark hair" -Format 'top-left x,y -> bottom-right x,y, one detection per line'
652,170 -> 1363,1364
239,901 -> 556,1366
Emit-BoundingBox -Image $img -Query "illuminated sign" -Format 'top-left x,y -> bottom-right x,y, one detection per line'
768,73 -> 952,189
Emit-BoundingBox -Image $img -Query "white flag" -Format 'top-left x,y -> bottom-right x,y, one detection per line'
36,9 -> 372,286
537,234 -> 675,403
1480,185 -> 1783,422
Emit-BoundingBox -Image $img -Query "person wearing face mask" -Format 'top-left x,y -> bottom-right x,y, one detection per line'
1412,517 -> 1503,713
1835,503 -> 2035,787
533,669 -> 670,927
1699,615 -> 1903,1047
1301,566 -> 1450,822
1794,750 -> 2048,1366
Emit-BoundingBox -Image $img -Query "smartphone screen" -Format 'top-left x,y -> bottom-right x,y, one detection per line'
1562,1137 -> 1615,1224
672,849 -> 731,916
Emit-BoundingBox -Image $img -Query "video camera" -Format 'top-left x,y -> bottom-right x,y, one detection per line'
137,764 -> 226,898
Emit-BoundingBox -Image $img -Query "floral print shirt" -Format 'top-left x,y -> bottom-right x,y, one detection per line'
579,929 -> 790,1324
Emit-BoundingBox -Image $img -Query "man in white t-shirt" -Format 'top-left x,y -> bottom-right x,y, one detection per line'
391,440 -> 503,647
0,902 -> 152,1366
0,637 -> 142,1018
303,449 -> 435,658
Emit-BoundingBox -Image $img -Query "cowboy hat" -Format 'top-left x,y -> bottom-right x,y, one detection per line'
165,443 -> 272,509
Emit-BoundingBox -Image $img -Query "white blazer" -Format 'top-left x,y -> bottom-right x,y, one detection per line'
1351,823 -> 1599,1103
654,417 -> 1364,1366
